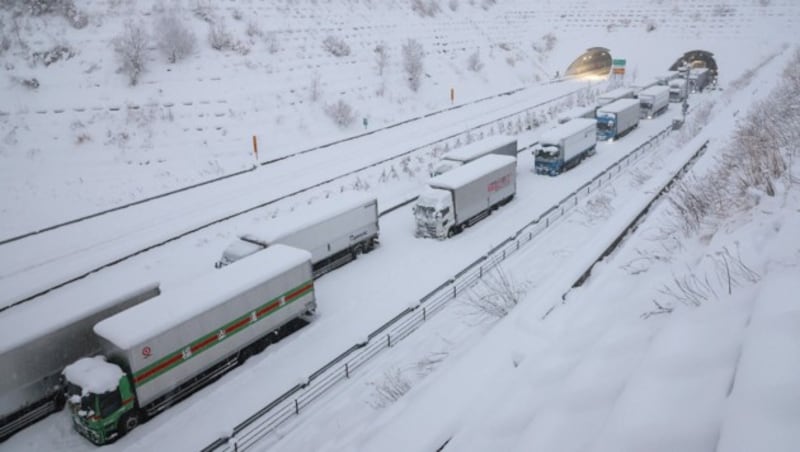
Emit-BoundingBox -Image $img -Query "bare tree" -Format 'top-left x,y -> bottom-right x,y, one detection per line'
462,265 -> 528,320
324,99 -> 356,128
156,14 -> 196,63
467,48 -> 483,72
322,35 -> 350,57
114,21 -> 149,86
367,367 -> 411,409
309,72 -> 322,102
402,38 -> 424,92
374,42 -> 389,76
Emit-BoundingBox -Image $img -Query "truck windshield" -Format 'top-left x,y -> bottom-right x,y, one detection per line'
535,145 -> 559,160
596,119 -> 614,132
65,383 -> 95,413
415,205 -> 436,219
641,102 -> 652,110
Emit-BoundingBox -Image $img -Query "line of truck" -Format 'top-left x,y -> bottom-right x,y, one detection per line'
3,69 -> 688,444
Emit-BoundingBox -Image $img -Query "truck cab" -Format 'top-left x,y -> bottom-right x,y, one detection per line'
431,160 -> 461,177
215,235 -> 268,268
533,143 -> 562,176
595,113 -> 617,141
63,357 -> 137,445
413,188 -> 455,239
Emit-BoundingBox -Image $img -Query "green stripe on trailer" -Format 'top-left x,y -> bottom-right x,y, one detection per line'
134,281 -> 314,386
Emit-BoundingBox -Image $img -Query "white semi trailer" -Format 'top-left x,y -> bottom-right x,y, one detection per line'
0,280 -> 160,441
689,67 -> 711,93
217,192 -> 379,276
638,85 -> 670,119
596,98 -> 640,141
414,154 -> 516,239
533,118 -> 597,176
62,245 -> 316,445
430,135 -> 517,177
597,87 -> 635,107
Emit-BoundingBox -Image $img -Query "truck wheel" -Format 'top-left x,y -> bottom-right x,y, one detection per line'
238,346 -> 255,364
447,227 -> 456,238
119,411 -> 140,436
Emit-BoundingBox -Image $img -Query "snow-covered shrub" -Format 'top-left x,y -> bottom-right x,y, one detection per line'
156,15 -> 196,63
31,45 -> 75,66
322,35 -> 350,57
23,0 -> 86,28
14,76 -> 40,90
324,99 -> 356,128
644,18 -> 657,32
411,0 -> 441,17
0,34 -> 9,56
208,21 -> 233,51
481,0 -> 497,10
448,0 -> 459,11
462,265 -> 528,320
402,38 -> 424,92
712,3 -> 736,17
532,32 -> 557,54
192,1 -> 214,23
467,48 -> 483,72
208,21 -> 249,55
113,21 -> 149,86
374,42 -> 389,76
368,367 -> 411,409
245,20 -> 263,38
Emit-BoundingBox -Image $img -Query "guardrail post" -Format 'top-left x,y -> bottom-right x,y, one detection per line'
574,196 -> 578,206
423,307 -> 427,321
346,363 -> 350,378
294,399 -> 300,415
453,284 -> 457,297
387,334 -> 391,347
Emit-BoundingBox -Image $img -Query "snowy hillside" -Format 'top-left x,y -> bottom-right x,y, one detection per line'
1,0 -> 796,234
1,0 -> 798,451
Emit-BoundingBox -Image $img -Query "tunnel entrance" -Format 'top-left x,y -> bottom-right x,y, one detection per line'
565,47 -> 612,79
670,50 -> 718,80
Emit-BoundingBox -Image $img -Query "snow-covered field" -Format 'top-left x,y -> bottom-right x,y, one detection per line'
1,0 -> 798,451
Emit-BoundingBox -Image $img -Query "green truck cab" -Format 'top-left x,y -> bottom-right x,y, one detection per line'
63,357 -> 138,445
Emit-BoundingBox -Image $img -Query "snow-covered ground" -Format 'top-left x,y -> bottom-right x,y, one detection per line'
1,0 -> 798,451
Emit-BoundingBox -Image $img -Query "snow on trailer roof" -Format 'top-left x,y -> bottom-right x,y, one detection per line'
242,192 -> 376,245
598,87 -> 634,101
63,356 -> 123,395
0,276 -> 159,355
429,154 -> 516,190
94,244 -> 312,351
638,85 -> 670,97
443,135 -> 517,161
597,98 -> 640,114
540,118 -> 597,144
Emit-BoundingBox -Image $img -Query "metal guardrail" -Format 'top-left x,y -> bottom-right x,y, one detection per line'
202,123 -> 676,452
